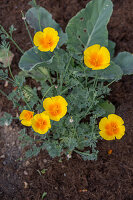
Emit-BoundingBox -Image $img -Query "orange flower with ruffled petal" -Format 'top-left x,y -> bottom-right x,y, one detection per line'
33,27 -> 59,52
32,112 -> 51,134
84,44 -> 110,70
43,96 -> 68,121
20,110 -> 34,126
99,114 -> 125,140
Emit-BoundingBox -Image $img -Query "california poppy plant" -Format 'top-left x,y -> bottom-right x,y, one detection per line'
84,44 -> 110,70
43,96 -> 68,121
33,27 -> 59,52
32,112 -> 51,134
99,114 -> 125,140
20,110 -> 34,126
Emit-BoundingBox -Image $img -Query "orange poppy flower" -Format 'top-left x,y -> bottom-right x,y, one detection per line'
32,112 -> 51,134
20,110 -> 34,126
33,27 -> 59,52
84,44 -> 110,70
43,96 -> 68,121
99,114 -> 125,140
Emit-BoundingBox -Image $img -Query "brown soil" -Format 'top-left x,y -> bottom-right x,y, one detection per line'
0,0 -> 133,200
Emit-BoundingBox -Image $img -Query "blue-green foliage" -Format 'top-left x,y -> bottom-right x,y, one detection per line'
0,0 -> 132,161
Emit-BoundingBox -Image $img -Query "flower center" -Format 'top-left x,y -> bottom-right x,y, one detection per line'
89,53 -> 103,67
49,103 -> 62,116
48,38 -> 54,47
36,118 -> 47,129
24,112 -> 33,121
105,122 -> 119,136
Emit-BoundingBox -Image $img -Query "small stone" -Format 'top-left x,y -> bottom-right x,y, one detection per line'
3,161 -> 6,165
25,161 -> 30,166
22,17 -> 26,20
43,159 -> 47,163
24,181 -> 28,188
37,86 -> 41,91
24,170 -> 28,176
4,80 -> 8,87
0,155 -> 5,159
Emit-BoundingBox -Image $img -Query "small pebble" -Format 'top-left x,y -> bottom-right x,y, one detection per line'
24,170 -> 28,176
0,155 -> 5,159
4,80 -> 8,87
37,86 -> 41,91
24,181 -> 28,188
25,161 -> 30,166
43,159 -> 47,163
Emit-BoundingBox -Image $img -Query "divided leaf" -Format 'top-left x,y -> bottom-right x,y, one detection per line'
26,7 -> 67,47
66,0 -> 113,57
0,112 -> 12,126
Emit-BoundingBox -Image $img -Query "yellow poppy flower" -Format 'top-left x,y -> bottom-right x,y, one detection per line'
33,27 -> 59,52
20,110 -> 34,126
32,112 -> 51,134
84,44 -> 110,70
99,114 -> 125,140
43,96 -> 68,121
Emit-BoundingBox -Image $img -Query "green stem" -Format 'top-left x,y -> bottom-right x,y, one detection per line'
34,0 -> 37,6
80,72 -> 98,119
42,85 -> 54,100
0,76 -> 15,84
106,79 -> 116,87
84,68 -> 87,87
0,25 -> 24,54
0,89 -> 9,98
64,57 -> 72,75
38,68 -> 52,85
21,11 -> 34,46
8,65 -> 14,80
23,97 -> 32,110
37,8 -> 41,31
74,149 -> 89,156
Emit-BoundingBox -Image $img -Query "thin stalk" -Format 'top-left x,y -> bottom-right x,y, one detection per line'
84,68 -> 87,87
21,11 -> 34,46
0,25 -> 24,54
64,57 -> 72,75
37,67 -> 52,85
106,79 -> 116,87
74,149 -> 89,156
23,97 -> 32,110
59,72 -> 63,92
0,76 -> 15,84
8,65 -> 14,80
37,7 -> 41,31
20,90 -> 32,110
42,85 -> 54,100
0,89 -> 9,98
34,0 -> 37,6
80,73 -> 98,119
